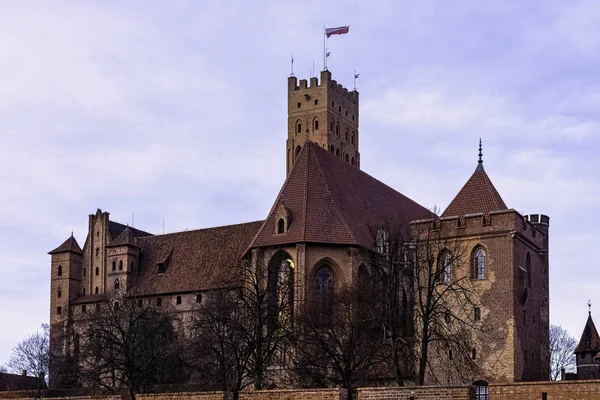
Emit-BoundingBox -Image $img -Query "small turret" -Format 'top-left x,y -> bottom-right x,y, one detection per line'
575,305 -> 600,379
48,233 -> 83,387
106,226 -> 141,293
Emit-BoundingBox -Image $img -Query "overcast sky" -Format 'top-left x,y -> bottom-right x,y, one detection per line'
1,1 -> 599,366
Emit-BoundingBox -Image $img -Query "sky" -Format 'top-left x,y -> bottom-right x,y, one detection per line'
1,0 -> 599,366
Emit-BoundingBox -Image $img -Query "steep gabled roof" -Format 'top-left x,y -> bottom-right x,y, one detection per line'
250,141 -> 433,249
442,153 -> 507,217
48,234 -> 83,255
575,314 -> 600,354
133,220 -> 263,295
107,226 -> 141,248
108,221 -> 152,241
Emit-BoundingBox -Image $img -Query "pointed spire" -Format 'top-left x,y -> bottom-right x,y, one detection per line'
49,235 -> 83,254
575,311 -> 600,353
475,138 -> 485,172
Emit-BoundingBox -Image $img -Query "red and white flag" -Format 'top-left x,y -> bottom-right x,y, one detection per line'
326,26 -> 350,38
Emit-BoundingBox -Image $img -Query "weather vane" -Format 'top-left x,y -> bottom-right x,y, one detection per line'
589,300 -> 592,315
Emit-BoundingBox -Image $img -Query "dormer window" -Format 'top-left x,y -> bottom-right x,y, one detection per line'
274,202 -> 291,235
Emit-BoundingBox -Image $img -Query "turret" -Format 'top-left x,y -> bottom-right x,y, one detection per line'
106,226 -> 140,293
575,309 -> 600,379
286,70 -> 360,176
48,234 -> 83,387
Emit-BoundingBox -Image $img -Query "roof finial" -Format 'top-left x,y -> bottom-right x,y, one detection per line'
475,138 -> 485,172
589,300 -> 592,316
71,229 -> 73,237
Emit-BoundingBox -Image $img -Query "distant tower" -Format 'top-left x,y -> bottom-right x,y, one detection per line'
286,70 -> 360,176
574,307 -> 600,379
48,234 -> 83,387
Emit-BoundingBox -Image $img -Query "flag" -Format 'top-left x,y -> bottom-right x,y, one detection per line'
354,73 -> 360,79
326,51 -> 331,57
326,26 -> 350,38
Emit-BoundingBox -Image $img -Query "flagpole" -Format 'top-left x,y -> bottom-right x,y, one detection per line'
323,26 -> 326,71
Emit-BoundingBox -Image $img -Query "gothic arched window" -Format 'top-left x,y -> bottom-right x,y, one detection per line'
475,248 -> 486,280
95,286 -> 99,294
439,252 -> 451,283
114,278 -> 119,290
58,265 -> 62,276
313,118 -> 319,131
112,261 -> 116,271
95,267 -> 99,276
336,148 -> 340,157
119,260 -> 123,271
314,266 -> 334,311
296,120 -> 302,133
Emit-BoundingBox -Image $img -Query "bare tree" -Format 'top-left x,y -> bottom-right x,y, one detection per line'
366,221 -> 413,386
549,324 -> 577,380
77,294 -> 184,400
7,323 -> 49,390
411,221 -> 481,385
292,279 -> 384,398
188,253 -> 294,397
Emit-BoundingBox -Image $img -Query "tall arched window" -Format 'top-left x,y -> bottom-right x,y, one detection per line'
58,265 -> 62,276
112,261 -> 116,271
526,252 -> 532,288
295,145 -> 301,160
345,154 -> 349,163
267,251 -> 294,329
439,252 -> 451,283
475,248 -> 486,280
57,288 -> 62,298
118,260 -> 123,271
473,380 -> 489,400
296,120 -> 302,133
336,148 -> 340,157
345,129 -> 349,141
95,267 -> 99,276
96,248 -> 99,257
351,157 -> 355,165
351,133 -> 355,145
335,122 -> 340,136
330,144 -> 335,153
313,118 -> 319,131
95,286 -> 99,294
315,266 -> 334,312
114,279 -> 120,290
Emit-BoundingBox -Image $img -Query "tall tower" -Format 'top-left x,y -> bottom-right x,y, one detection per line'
286,70 -> 360,176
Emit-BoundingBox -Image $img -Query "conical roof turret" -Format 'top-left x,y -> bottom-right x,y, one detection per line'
442,140 -> 508,217
48,234 -> 83,254
575,312 -> 600,354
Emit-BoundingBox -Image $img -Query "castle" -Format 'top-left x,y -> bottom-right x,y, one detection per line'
49,70 -> 550,387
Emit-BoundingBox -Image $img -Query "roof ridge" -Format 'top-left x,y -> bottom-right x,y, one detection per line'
310,142 -> 359,245
301,142 -> 310,241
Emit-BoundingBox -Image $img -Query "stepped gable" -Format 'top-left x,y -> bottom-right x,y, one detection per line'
107,226 -> 141,248
442,150 -> 507,217
133,220 -> 263,295
575,314 -> 600,354
48,234 -> 83,254
250,141 -> 433,249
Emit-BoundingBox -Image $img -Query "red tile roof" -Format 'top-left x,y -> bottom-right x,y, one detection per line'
132,221 -> 263,295
442,164 -> 507,217
250,141 -> 433,249
575,314 -> 600,353
48,235 -> 83,254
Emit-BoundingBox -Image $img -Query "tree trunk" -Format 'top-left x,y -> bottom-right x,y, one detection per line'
418,322 -> 429,385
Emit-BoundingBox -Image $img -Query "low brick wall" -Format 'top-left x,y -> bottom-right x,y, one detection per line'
356,385 -> 471,400
138,389 -> 346,400
138,393 -> 223,400
238,388 -> 346,400
489,379 -> 600,400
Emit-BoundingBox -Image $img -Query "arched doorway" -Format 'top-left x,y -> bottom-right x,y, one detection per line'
267,250 -> 295,329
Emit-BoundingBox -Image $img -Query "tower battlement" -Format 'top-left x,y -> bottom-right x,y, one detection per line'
286,70 -> 360,176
